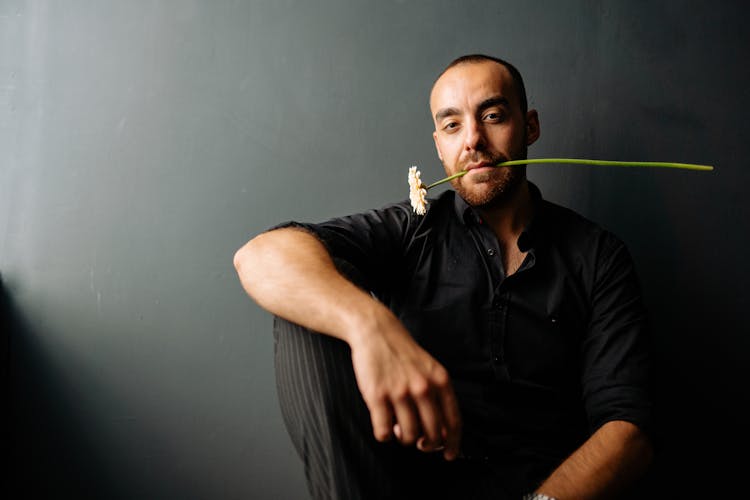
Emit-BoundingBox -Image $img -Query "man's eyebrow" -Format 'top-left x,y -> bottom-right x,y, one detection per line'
478,96 -> 509,111
434,107 -> 460,121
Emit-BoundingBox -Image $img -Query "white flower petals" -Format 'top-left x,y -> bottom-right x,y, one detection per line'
408,166 -> 428,215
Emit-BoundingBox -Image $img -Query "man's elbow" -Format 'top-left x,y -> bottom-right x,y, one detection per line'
233,238 -> 268,303
233,231 -> 281,284
233,244 -> 249,274
233,235 -> 265,279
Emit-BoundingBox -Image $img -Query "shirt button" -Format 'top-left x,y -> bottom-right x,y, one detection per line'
493,355 -> 500,363
487,248 -> 496,256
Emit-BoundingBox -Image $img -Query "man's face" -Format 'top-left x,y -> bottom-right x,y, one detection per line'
430,61 -> 539,207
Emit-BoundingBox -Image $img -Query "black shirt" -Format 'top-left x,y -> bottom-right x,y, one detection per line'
280,182 -> 652,489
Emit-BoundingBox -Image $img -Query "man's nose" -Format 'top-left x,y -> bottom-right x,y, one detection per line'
464,119 -> 486,151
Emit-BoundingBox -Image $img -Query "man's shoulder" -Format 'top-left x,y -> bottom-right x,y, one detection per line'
539,198 -> 626,252
542,198 -> 600,232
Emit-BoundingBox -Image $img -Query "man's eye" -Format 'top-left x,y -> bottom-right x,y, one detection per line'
484,112 -> 503,121
443,122 -> 458,130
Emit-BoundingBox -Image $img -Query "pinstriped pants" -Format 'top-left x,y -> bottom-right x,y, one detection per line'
272,316 -> 515,500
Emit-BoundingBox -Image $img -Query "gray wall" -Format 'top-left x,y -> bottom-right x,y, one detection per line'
4,1 -> 748,498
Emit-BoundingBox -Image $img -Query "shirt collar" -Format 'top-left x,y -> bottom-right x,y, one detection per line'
453,180 -> 546,252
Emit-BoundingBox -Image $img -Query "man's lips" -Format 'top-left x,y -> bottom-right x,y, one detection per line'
464,161 -> 496,172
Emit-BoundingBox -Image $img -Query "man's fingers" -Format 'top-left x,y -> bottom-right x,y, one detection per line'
369,401 -> 394,442
393,422 -> 402,440
413,388 -> 444,447
438,384 -> 462,460
392,399 -> 420,444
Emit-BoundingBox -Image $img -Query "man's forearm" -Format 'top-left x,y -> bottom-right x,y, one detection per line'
533,420 -> 653,500
233,227 -> 392,345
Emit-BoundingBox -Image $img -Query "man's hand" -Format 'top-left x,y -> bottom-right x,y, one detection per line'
348,321 -> 462,461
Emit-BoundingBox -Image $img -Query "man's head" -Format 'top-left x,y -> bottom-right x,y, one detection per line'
430,54 -> 540,208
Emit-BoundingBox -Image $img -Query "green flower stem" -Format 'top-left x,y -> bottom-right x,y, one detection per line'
425,158 -> 714,190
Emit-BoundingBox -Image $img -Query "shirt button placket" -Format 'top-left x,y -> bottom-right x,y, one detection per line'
492,296 -> 504,310
490,293 -> 506,371
491,295 -> 501,365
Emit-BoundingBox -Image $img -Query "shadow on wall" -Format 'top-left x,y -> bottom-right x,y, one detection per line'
4,275 -> 114,499
5,275 -> 222,500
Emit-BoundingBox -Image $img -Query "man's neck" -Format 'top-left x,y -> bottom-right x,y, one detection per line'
475,179 -> 533,249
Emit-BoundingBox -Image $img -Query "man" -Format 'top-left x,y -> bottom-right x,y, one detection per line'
234,54 -> 654,499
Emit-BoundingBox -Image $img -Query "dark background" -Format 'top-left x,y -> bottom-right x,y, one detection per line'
3,1 -> 748,498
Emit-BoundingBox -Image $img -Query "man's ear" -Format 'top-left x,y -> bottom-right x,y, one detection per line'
432,131 -> 444,161
525,109 -> 540,146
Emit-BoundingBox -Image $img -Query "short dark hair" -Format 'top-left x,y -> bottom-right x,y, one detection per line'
440,54 -> 528,113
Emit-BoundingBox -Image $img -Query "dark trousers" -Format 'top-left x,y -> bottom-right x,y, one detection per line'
272,316 -> 516,500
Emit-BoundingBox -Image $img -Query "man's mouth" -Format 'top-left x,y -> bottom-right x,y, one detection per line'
465,162 -> 493,171
464,157 -> 505,172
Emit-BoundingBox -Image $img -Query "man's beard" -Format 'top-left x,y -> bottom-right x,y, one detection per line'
451,147 -> 528,208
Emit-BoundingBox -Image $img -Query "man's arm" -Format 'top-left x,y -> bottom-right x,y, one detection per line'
531,232 -> 654,499
233,227 -> 462,459
531,420 -> 653,500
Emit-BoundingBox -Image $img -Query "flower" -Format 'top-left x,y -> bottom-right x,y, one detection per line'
404,158 -> 712,216
408,166 -> 428,215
